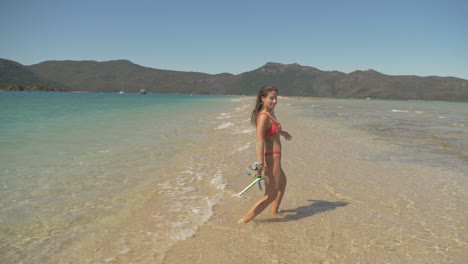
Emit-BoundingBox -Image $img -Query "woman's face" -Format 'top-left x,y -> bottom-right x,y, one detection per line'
261,91 -> 278,110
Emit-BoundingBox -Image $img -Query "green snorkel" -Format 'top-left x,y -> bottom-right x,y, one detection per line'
238,162 -> 266,196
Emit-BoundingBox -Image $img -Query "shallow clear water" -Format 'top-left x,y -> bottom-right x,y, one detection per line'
0,92 -> 240,263
163,96 -> 468,264
289,98 -> 468,172
1,93 -> 466,263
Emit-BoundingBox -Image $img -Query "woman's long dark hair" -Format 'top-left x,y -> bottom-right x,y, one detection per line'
251,85 -> 279,126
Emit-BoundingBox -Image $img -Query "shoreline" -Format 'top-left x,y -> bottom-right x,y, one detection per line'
3,94 -> 465,263
163,98 -> 467,263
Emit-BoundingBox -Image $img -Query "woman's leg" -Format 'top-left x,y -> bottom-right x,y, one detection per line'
240,166 -> 279,223
240,186 -> 277,223
271,168 -> 286,215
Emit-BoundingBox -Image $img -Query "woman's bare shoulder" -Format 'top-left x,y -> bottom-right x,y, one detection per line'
257,113 -> 270,124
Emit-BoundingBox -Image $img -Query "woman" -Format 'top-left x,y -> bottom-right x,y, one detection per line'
238,85 -> 292,224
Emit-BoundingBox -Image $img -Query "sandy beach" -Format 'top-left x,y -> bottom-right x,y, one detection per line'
163,97 -> 467,263
2,94 -> 466,263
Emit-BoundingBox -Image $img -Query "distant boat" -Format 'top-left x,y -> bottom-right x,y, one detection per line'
119,90 -> 124,94
139,89 -> 147,94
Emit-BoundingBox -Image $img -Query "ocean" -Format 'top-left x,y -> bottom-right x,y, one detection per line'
0,92 -> 248,263
1,92 -> 466,263
288,98 -> 468,172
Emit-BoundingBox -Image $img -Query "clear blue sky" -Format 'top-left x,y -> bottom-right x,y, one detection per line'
1,0 -> 467,79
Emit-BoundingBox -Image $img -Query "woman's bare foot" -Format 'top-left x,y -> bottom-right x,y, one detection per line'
237,217 -> 248,224
271,210 -> 285,216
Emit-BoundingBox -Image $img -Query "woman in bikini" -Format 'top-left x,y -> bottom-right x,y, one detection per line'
239,85 -> 292,223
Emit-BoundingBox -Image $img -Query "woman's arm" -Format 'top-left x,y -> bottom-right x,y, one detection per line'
280,131 -> 292,141
255,114 -> 267,171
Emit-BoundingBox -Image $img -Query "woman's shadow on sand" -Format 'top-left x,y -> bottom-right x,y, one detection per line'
258,200 -> 349,223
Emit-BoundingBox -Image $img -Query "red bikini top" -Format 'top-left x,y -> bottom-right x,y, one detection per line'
257,112 -> 281,137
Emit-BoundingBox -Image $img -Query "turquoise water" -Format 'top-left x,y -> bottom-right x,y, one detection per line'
0,92 -> 239,263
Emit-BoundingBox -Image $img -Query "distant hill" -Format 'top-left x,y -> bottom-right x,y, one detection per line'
0,58 -> 69,91
234,63 -> 468,101
27,59 -> 235,94
1,58 -> 467,101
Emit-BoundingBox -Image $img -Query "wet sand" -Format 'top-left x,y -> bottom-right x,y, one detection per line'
163,98 -> 467,263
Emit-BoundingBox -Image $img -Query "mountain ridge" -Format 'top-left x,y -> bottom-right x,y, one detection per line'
1,58 -> 467,102
0,58 -> 69,91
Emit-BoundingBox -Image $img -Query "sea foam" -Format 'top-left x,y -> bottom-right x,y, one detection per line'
216,113 -> 232,119
215,122 -> 234,129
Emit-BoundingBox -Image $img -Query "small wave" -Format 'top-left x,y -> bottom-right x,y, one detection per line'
103,257 -> 115,263
169,194 -> 220,242
181,186 -> 197,193
181,164 -> 209,181
451,123 -> 465,127
118,242 -> 130,254
170,221 -> 197,241
210,170 -> 226,190
230,98 -> 250,102
180,169 -> 194,175
392,109 -> 409,113
232,142 -> 251,154
233,128 -> 255,134
215,122 -> 234,129
216,113 -> 232,120
235,105 -> 250,112
157,181 -> 172,189
144,152 -> 229,260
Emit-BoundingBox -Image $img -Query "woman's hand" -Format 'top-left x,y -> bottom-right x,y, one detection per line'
281,131 -> 292,141
261,163 -> 268,175
253,162 -> 264,176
